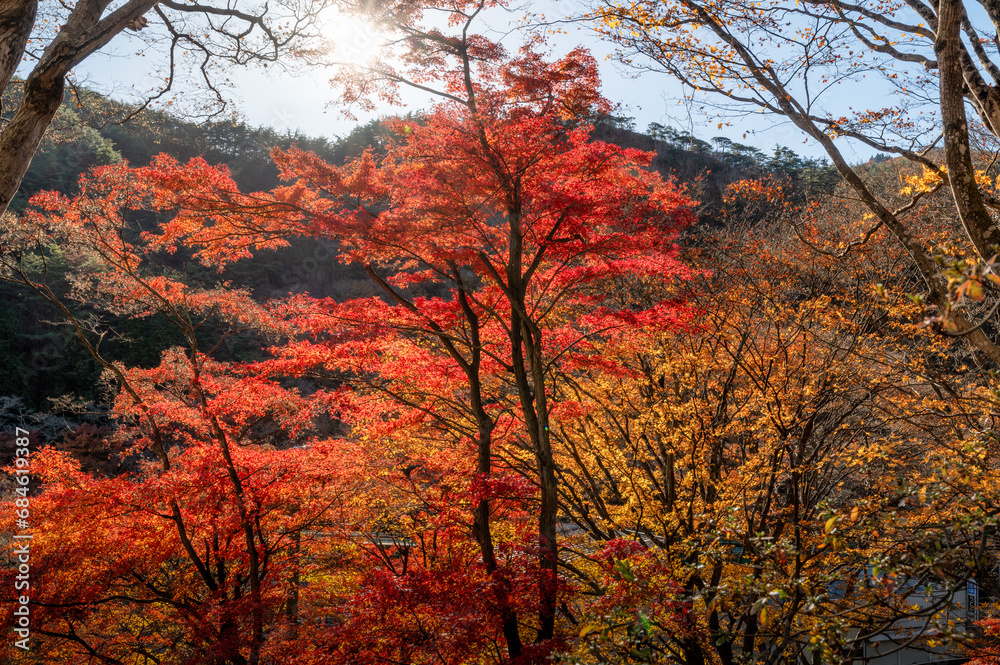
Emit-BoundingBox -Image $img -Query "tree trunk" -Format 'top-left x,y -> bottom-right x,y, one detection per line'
0,0 -> 159,218
936,0 -> 1000,258
0,2 -> 36,94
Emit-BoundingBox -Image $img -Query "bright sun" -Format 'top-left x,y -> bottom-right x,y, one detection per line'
321,9 -> 386,67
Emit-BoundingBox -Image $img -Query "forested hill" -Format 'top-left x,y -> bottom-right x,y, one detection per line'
8,91 -> 357,211
9,86 -> 839,221
589,121 -> 839,224
0,90 -> 836,420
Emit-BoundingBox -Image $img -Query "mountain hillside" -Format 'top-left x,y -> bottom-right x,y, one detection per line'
0,91 -> 835,416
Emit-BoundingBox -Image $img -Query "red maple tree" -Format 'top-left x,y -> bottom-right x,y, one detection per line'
0,25 -> 696,664
137,40 -> 696,658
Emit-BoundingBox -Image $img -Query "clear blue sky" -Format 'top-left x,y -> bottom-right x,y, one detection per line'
71,1 -> 882,163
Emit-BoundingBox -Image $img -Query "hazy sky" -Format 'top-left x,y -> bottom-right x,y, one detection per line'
72,2 -> 882,162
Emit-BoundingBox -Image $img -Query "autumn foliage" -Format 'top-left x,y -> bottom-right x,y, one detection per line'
3,1 -> 1000,663
0,30 -> 703,662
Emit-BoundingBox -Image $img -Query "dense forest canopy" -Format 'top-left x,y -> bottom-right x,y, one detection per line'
1,1 -> 1000,664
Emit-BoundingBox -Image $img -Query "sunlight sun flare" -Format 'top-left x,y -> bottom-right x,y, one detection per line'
320,9 -> 387,67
